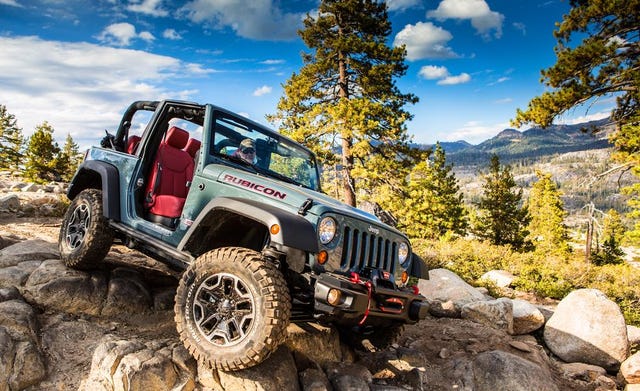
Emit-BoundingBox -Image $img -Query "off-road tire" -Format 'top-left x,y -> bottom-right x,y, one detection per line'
174,247 -> 291,371
58,188 -> 113,270
340,322 -> 405,351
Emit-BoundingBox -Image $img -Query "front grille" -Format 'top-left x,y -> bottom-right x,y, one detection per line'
340,226 -> 397,274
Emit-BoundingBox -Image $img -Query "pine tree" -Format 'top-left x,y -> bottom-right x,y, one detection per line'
24,122 -> 60,183
268,0 -> 419,207
612,118 -> 640,245
512,0 -> 639,129
592,209 -> 625,265
56,133 -> 81,182
473,155 -> 530,249
0,104 -> 25,171
526,171 -> 571,255
400,143 -> 467,239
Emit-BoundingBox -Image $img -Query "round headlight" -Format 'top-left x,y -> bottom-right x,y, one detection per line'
318,217 -> 337,244
398,242 -> 409,264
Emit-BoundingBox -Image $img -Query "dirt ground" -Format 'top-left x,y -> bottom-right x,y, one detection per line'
0,216 -> 607,391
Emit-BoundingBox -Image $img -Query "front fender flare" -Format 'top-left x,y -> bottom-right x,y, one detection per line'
67,160 -> 120,221
179,197 -> 319,254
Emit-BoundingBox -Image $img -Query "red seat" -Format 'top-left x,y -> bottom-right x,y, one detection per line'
126,135 -> 141,154
184,138 -> 201,158
144,126 -> 193,225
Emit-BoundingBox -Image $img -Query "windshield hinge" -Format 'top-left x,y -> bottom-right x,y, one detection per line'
298,198 -> 313,216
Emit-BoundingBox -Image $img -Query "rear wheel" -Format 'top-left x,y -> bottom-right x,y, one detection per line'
174,247 -> 291,371
58,188 -> 113,270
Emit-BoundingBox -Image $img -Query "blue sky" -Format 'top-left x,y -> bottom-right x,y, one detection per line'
0,0 -> 613,149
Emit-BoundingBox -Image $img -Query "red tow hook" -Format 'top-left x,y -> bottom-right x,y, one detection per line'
358,281 -> 373,325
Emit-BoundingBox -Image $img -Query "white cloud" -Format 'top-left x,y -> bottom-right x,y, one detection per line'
437,73 -> 471,85
556,111 -> 611,125
444,121 -> 511,143
179,0 -> 304,41
260,59 -> 284,65
494,97 -> 513,104
427,0 -> 504,39
0,36 -> 212,147
385,0 -> 420,12
418,65 -> 448,79
127,0 -> 168,17
163,29 -> 182,40
418,65 -> 470,85
393,22 -> 458,60
252,85 -> 272,96
513,22 -> 526,35
0,0 -> 22,7
97,23 -> 155,46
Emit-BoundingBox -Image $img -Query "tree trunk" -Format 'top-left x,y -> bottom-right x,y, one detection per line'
338,47 -> 357,207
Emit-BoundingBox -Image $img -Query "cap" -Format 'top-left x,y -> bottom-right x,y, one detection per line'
240,138 -> 255,149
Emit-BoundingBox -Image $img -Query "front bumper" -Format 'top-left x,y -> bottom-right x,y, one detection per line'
312,272 -> 429,325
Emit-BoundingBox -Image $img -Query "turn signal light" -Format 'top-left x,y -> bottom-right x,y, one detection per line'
401,271 -> 409,284
270,224 -> 280,235
327,289 -> 342,306
317,250 -> 328,265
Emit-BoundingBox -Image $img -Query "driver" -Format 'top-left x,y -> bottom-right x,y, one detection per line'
232,138 -> 257,164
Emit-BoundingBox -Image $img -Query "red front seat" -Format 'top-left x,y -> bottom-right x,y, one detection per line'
144,126 -> 193,227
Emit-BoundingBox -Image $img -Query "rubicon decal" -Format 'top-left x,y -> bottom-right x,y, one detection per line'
222,174 -> 287,200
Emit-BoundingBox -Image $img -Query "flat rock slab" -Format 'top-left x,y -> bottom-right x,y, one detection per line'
0,239 -> 58,268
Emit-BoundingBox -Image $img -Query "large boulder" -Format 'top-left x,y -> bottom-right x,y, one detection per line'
544,289 -> 629,371
79,337 -> 196,391
511,299 -> 545,335
0,297 -> 46,390
448,350 -> 558,391
0,239 -> 58,268
418,268 -> 487,315
480,270 -> 516,288
461,298 -> 513,334
620,352 -> 640,385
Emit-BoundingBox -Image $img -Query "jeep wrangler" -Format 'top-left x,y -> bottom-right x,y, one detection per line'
58,100 -> 429,371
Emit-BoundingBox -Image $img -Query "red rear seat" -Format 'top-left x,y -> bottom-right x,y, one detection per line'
144,126 -> 193,225
126,135 -> 141,154
184,138 -> 201,158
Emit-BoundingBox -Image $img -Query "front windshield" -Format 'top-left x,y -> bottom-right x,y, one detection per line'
211,111 -> 321,191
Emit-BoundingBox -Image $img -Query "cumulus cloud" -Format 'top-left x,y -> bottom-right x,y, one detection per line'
437,73 -> 470,85
0,36 -> 212,146
393,22 -> 458,60
0,0 -> 22,6
179,0 -> 304,41
97,23 -> 155,46
427,0 -> 504,39
444,120 -> 511,143
163,29 -> 182,40
252,85 -> 272,96
418,65 -> 448,79
385,0 -> 420,12
418,65 -> 470,85
127,0 -> 168,17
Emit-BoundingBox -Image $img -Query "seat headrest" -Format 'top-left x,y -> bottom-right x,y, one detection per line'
184,138 -> 201,158
165,126 -> 189,149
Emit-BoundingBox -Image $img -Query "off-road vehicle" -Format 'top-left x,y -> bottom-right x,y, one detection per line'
58,100 -> 429,371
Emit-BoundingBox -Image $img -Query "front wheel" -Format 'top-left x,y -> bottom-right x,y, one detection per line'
174,247 -> 291,371
58,188 -> 113,270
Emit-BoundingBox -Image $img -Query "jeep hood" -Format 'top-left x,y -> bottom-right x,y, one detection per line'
213,166 -> 400,233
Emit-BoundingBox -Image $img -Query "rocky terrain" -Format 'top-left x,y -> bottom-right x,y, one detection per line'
1,175 -> 640,391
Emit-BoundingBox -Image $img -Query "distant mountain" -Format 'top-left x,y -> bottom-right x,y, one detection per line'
426,118 -> 615,167
411,140 -> 472,153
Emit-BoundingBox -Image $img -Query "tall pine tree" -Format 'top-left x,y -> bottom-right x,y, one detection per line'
526,171 -> 571,255
592,209 -> 625,265
24,122 -> 60,183
57,133 -> 81,182
268,0 -> 421,207
400,143 -> 467,239
473,155 -> 530,249
0,104 -> 25,171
